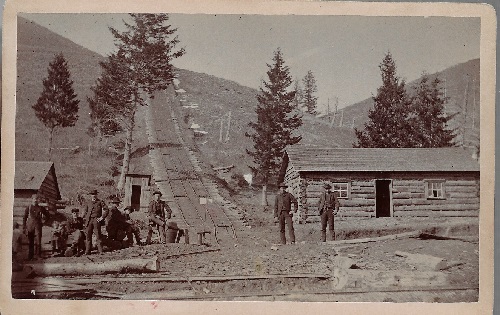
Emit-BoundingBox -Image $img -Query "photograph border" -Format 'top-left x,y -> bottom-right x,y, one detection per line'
1,1 -> 496,314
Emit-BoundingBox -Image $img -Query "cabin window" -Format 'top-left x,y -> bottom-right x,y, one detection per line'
426,180 -> 446,199
332,183 -> 349,199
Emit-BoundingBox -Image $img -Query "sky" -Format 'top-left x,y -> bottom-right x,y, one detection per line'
22,13 -> 480,111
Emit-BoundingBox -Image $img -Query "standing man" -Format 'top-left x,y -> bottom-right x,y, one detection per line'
23,194 -> 48,260
82,189 -> 109,255
274,183 -> 298,245
318,183 -> 340,242
147,191 -> 172,244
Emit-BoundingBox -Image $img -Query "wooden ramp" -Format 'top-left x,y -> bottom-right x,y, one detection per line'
144,87 -> 242,246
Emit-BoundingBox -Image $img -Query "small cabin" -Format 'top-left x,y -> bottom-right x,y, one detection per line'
280,146 -> 480,221
14,161 -> 61,222
124,174 -> 152,211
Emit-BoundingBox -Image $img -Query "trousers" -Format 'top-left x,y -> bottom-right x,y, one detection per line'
27,226 -> 42,259
320,210 -> 335,242
85,218 -> 104,254
279,211 -> 295,244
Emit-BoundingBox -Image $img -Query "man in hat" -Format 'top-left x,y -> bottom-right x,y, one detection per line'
318,183 -> 340,242
274,183 -> 298,245
65,208 -> 86,257
23,194 -> 48,260
123,206 -> 143,246
106,197 -> 133,244
147,191 -> 172,244
82,189 -> 109,254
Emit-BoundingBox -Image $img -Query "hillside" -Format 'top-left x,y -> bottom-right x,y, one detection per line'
15,18 -> 479,199
16,17 -> 105,160
338,59 -> 480,147
174,68 -> 357,176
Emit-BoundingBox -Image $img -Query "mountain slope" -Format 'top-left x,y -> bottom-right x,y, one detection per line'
16,17 -> 105,160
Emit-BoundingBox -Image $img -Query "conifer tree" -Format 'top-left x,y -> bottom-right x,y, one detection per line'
410,74 -> 455,147
354,52 -> 412,147
104,13 -> 185,191
32,53 -> 79,157
292,79 -> 304,111
246,49 -> 302,205
301,70 -> 318,114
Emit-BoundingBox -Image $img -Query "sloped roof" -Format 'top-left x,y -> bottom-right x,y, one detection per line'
15,161 -> 55,190
286,146 -> 479,172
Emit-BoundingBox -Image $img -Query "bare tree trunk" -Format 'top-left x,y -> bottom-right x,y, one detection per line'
261,184 -> 268,206
117,114 -> 135,192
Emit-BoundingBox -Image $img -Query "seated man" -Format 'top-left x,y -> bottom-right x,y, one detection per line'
123,206 -> 143,246
65,208 -> 86,257
106,197 -> 134,247
51,221 -> 68,256
146,191 -> 172,244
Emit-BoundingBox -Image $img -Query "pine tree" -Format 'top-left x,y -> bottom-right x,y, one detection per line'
32,53 -> 79,157
107,13 -> 185,191
301,70 -> 318,114
354,52 -> 412,148
410,74 -> 456,147
246,49 -> 302,205
292,79 -> 304,111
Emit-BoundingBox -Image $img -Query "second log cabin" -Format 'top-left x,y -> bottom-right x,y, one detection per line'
279,146 -> 480,222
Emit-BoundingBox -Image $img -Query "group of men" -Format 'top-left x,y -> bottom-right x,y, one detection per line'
19,189 -> 174,259
274,182 -> 340,244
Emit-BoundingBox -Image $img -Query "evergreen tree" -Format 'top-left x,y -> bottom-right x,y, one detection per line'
292,79 -> 304,111
301,70 -> 318,114
107,13 -> 185,191
410,74 -> 455,147
354,52 -> 412,148
32,53 -> 79,157
246,49 -> 302,205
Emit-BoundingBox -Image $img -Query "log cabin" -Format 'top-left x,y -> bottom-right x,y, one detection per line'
279,146 -> 480,221
14,161 -> 61,223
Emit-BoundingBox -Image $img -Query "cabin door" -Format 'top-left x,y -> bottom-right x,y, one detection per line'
375,180 -> 392,218
131,185 -> 142,211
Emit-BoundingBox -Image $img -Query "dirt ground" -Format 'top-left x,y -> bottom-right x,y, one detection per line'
14,189 -> 479,302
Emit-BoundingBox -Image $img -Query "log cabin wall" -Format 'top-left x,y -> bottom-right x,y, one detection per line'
13,190 -> 37,224
297,171 -> 479,219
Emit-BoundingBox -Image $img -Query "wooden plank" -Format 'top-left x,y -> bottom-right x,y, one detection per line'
445,186 -> 479,193
325,231 -> 421,245
394,210 -> 479,217
394,204 -> 479,211
393,198 -> 480,206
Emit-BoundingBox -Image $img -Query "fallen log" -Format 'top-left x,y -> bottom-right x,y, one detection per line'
24,256 -> 159,276
395,251 -> 448,271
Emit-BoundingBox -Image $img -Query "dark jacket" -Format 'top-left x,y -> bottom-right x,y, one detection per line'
68,216 -> 84,232
106,206 -> 129,229
23,204 -> 47,232
148,200 -> 172,221
82,198 -> 109,226
318,191 -> 340,214
274,192 -> 298,217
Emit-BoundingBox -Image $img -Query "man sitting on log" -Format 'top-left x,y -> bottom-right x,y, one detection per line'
123,206 -> 143,246
65,208 -> 86,257
146,191 -> 172,244
106,197 -> 134,248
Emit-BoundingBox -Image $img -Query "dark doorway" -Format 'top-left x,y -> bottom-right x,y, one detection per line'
375,180 -> 392,218
131,185 -> 141,211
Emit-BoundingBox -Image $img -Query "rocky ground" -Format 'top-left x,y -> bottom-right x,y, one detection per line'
14,190 -> 480,302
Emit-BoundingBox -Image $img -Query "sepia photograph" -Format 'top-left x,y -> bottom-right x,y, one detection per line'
1,1 -> 495,314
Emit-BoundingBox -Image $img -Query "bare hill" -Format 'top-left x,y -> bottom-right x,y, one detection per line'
16,17 -> 105,160
174,68 -> 357,175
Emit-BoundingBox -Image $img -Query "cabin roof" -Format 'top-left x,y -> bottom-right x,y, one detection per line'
15,161 -> 61,199
285,146 -> 480,172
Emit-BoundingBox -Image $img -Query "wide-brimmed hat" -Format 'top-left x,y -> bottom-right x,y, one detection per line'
278,183 -> 288,188
110,197 -> 121,204
89,189 -> 98,195
71,208 -> 80,213
153,191 -> 162,196
167,221 -> 179,229
323,183 -> 332,189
